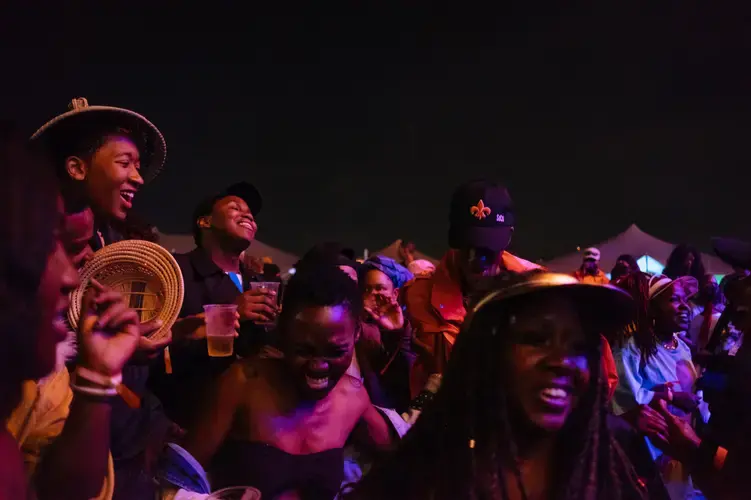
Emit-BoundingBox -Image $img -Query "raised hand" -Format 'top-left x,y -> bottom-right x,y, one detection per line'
621,404 -> 669,443
78,279 -> 140,376
652,399 -> 702,464
236,289 -> 278,324
364,294 -> 404,331
130,320 -> 172,363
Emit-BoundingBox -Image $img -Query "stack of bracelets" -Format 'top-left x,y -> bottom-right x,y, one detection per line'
408,374 -> 442,412
70,366 -> 122,402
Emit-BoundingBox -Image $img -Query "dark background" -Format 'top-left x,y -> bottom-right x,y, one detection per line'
3,2 -> 750,260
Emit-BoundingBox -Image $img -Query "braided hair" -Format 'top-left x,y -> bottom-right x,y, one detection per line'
611,272 -> 657,365
346,288 -> 646,500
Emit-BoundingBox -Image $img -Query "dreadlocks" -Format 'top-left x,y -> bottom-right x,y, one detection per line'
612,272 -> 657,365
345,292 -> 647,500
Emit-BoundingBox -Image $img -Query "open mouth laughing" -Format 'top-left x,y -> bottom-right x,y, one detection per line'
305,373 -> 329,391
537,379 -> 574,410
120,190 -> 135,208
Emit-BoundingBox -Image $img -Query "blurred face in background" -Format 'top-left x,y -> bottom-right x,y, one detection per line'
457,247 -> 504,290
61,206 -> 95,268
582,258 -> 598,273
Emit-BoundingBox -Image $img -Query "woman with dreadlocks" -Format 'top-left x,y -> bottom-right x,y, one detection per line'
345,271 -> 655,500
611,272 -> 709,500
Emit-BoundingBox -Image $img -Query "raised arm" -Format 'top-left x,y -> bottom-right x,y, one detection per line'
34,283 -> 140,500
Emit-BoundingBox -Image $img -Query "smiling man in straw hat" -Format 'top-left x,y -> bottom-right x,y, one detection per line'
31,97 -> 166,235
27,98 -> 174,498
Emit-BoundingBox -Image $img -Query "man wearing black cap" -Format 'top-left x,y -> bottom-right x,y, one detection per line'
403,180 -> 540,395
149,182 -> 278,428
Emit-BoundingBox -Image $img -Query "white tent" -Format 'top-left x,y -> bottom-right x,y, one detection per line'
543,224 -> 733,276
375,239 -> 439,265
157,232 -> 300,275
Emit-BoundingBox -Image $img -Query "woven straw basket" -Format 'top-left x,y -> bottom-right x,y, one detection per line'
68,240 -> 184,341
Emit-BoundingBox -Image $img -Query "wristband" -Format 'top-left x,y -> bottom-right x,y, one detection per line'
71,382 -> 118,398
75,366 -> 122,388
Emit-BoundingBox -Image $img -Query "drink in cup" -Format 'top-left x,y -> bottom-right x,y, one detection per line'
204,304 -> 238,357
249,281 -> 281,326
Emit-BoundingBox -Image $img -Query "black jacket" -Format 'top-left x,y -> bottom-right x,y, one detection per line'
148,246 -> 266,428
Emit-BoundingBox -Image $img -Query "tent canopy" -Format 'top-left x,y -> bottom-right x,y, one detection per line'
543,224 -> 733,276
157,232 -> 300,273
375,239 -> 439,265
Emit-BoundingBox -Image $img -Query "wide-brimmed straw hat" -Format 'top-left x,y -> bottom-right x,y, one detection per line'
30,97 -> 167,183
647,274 -> 699,301
467,271 -> 635,333
68,240 -> 184,341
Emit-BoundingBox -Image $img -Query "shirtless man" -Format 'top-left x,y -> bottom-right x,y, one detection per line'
184,265 -> 393,499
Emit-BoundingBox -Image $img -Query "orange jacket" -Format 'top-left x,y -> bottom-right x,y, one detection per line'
572,268 -> 610,285
601,335 -> 618,402
403,251 -> 620,399
403,249 -> 541,395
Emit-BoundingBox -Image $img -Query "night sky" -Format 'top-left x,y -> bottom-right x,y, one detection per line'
3,3 -> 751,261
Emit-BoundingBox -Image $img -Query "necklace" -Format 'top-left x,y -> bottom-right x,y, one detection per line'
661,334 -> 679,351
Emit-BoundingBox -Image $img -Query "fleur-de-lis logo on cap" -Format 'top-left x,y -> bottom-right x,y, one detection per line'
470,200 -> 491,220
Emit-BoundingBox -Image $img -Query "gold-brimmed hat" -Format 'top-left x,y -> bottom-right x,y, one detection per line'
30,97 -> 167,183
68,240 -> 184,341
469,271 -> 634,330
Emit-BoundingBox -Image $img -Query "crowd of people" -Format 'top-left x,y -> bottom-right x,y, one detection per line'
2,98 -> 751,499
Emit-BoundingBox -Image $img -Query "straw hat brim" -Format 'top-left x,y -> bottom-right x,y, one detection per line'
68,240 -> 184,341
468,272 -> 635,333
30,105 -> 167,183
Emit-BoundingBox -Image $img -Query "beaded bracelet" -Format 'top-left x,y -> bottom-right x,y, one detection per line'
409,390 -> 435,412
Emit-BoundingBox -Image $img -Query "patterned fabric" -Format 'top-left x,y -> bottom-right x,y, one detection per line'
363,256 -> 414,289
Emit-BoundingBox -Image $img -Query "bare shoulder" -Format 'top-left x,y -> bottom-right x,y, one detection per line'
335,374 -> 371,412
229,357 -> 286,390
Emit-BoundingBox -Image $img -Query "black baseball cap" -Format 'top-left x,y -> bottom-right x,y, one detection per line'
448,180 -> 515,253
192,182 -> 262,244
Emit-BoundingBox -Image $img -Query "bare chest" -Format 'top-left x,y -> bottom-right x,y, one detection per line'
243,376 -> 368,454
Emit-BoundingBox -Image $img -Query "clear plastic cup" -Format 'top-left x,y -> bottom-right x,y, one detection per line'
249,281 -> 280,301
203,304 -> 238,357
249,282 -> 281,327
207,486 -> 261,499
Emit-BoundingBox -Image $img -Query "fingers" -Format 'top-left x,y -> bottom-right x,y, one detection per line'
96,301 -> 130,329
363,306 -> 378,319
656,399 -> 679,423
140,331 -> 172,351
139,319 -> 164,336
241,303 -> 277,321
246,312 -> 275,323
90,278 -> 105,292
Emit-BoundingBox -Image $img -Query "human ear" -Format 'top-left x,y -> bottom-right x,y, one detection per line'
65,156 -> 88,181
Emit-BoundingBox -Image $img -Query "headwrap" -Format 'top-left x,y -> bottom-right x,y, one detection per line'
363,256 -> 414,289
408,259 -> 436,277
